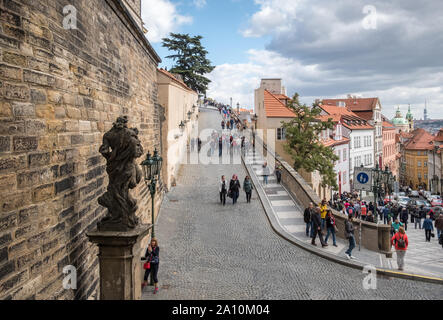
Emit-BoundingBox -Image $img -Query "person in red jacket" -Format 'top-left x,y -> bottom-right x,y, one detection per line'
391,227 -> 408,271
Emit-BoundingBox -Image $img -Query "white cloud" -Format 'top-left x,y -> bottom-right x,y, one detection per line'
141,0 -> 193,43
242,0 -> 303,37
207,50 -> 443,119
193,0 -> 207,9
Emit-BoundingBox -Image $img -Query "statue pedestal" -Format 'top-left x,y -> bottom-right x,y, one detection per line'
87,224 -> 152,300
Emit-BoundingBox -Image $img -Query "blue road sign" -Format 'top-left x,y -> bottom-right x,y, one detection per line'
357,172 -> 369,184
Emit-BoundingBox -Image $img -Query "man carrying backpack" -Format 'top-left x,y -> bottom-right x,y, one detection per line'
391,227 -> 408,271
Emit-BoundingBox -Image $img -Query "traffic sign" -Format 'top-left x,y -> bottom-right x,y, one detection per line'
354,167 -> 372,191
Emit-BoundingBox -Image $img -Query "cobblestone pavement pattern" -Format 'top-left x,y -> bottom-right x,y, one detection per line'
142,108 -> 443,300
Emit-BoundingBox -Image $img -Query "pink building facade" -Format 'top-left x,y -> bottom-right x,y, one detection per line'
382,121 -> 399,178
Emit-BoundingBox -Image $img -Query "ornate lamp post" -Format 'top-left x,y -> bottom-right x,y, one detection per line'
237,102 -> 240,115
141,148 -> 163,239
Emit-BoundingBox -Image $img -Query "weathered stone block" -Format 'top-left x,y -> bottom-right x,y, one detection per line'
35,104 -> 54,119
30,89 -> 46,103
18,205 -> 39,225
32,183 -> 54,201
0,63 -> 22,80
0,136 -> 10,152
0,154 -> 27,174
60,163 -> 74,177
0,173 -> 16,190
1,82 -> 30,101
23,70 -> 55,87
0,102 -> 12,117
12,102 -> 34,118
64,120 -> 79,132
0,119 -> 25,135
55,176 -> 75,194
0,261 -> 15,282
28,152 -> 50,168
0,8 -> 21,27
66,106 -> 81,119
0,213 -> 17,232
0,246 -> 8,264
0,233 -> 12,247
13,136 -> 38,151
2,51 -> 26,67
25,119 -> 46,135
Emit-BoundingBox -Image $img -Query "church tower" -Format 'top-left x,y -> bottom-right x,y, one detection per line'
406,104 -> 414,131
424,100 -> 429,121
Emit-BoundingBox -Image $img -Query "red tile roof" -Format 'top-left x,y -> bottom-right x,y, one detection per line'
321,137 -> 350,148
158,68 -> 196,93
319,105 -> 373,130
322,98 -> 379,112
404,128 -> 435,151
264,90 -> 296,118
434,128 -> 443,142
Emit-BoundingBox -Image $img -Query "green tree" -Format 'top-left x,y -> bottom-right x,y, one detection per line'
282,94 -> 339,189
162,33 -> 215,95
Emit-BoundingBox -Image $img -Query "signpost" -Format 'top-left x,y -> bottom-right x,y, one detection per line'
354,167 -> 372,251
354,167 -> 372,192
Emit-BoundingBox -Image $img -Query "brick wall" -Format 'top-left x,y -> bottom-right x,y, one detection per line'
0,0 -> 162,299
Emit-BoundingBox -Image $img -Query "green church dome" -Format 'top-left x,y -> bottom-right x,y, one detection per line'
392,106 -> 409,125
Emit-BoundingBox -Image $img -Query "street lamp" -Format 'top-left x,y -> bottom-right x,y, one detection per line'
237,102 -> 240,114
187,110 -> 192,120
140,148 -> 163,239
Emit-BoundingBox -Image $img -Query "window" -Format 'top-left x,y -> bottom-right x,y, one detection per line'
343,149 -> 347,161
418,172 -> 422,179
424,161 -> 428,167
277,128 -> 286,140
418,161 -> 421,167
417,151 -> 421,156
343,171 -> 347,184
424,173 -> 428,179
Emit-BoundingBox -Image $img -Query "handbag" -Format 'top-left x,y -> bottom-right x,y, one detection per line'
143,260 -> 151,270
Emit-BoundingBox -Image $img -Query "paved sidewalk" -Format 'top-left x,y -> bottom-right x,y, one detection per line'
244,147 -> 443,280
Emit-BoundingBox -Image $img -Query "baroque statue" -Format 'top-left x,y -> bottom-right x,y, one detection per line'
97,116 -> 144,231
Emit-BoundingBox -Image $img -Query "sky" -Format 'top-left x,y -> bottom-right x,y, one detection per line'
141,0 -> 443,120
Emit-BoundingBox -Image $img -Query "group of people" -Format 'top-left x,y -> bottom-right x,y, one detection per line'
219,175 -> 254,205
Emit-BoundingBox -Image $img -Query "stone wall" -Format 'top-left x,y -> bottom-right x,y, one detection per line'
0,0 -> 162,299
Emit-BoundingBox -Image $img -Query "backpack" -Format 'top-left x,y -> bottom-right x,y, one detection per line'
397,234 -> 406,249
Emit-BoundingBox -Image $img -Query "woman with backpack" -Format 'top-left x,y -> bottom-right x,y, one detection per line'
243,176 -> 253,203
142,238 -> 160,294
324,210 -> 338,247
391,227 -> 408,271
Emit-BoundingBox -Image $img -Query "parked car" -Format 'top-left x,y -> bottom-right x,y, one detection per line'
410,190 -> 420,198
423,191 -> 431,199
431,199 -> 443,207
428,194 -> 441,202
397,196 -> 411,207
416,199 -> 431,207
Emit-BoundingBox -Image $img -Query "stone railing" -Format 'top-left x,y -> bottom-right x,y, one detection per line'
251,134 -> 392,256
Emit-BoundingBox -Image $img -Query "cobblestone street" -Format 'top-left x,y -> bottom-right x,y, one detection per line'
142,108 -> 443,300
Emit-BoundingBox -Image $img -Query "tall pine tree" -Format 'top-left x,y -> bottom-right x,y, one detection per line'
282,94 -> 339,189
162,33 -> 215,95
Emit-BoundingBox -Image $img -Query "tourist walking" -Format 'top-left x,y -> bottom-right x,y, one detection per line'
435,214 -> 443,240
262,162 -> 270,185
325,210 -> 337,247
304,202 -> 314,237
243,176 -> 253,203
229,174 -> 241,205
142,238 -> 160,294
383,205 -> 391,225
423,215 -> 434,242
275,165 -> 282,184
320,199 -> 328,229
345,215 -> 356,259
391,227 -> 408,271
311,208 -> 328,248
219,175 -> 227,206
400,207 -> 409,231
